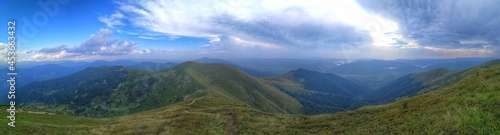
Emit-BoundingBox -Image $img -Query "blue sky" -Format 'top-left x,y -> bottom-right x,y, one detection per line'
0,0 -> 499,61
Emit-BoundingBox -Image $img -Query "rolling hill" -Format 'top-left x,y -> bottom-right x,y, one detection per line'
3,60 -> 499,134
229,58 -> 345,74
330,60 -> 422,90
0,64 -> 79,104
365,68 -> 462,104
17,61 -> 303,117
265,69 -> 370,114
6,64 -> 78,86
330,59 -> 490,90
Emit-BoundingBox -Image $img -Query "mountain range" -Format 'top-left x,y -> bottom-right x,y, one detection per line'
2,59 -> 499,134
365,68 -> 464,104
265,69 -> 370,114
16,62 -> 302,117
13,58 -> 498,114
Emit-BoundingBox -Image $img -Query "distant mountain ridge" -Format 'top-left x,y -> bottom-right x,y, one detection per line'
194,57 -> 279,77
127,61 -> 178,71
17,62 -> 302,117
364,68 -> 456,104
6,59 -> 499,134
10,57 -> 497,117
265,69 -> 370,114
330,58 -> 491,90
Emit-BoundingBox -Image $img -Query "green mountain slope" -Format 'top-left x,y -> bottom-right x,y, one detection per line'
3,60 -> 499,134
17,62 -> 302,117
173,62 -> 303,114
366,67 -> 467,104
265,69 -> 370,114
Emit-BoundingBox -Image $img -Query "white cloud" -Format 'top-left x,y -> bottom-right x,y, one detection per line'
98,12 -> 125,28
138,36 -> 161,40
97,0 -> 498,59
100,0 -> 391,56
357,0 -> 500,52
422,46 -> 494,58
28,28 -> 157,61
0,43 -> 9,62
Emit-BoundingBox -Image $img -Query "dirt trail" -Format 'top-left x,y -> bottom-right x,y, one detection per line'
225,113 -> 235,135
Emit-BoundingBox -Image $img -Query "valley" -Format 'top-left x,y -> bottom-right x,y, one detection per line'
1,58 -> 499,134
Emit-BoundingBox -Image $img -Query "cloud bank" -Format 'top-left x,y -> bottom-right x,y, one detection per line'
99,0 -> 379,58
357,0 -> 499,57
96,0 -> 499,59
29,28 -> 159,61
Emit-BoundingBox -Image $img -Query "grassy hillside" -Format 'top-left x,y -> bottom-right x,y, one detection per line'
2,60 -> 499,134
265,69 -> 370,114
366,66 -> 475,104
175,62 -> 303,114
17,62 -> 302,117
0,105 -> 110,135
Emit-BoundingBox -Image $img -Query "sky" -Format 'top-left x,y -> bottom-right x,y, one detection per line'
0,0 -> 499,61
